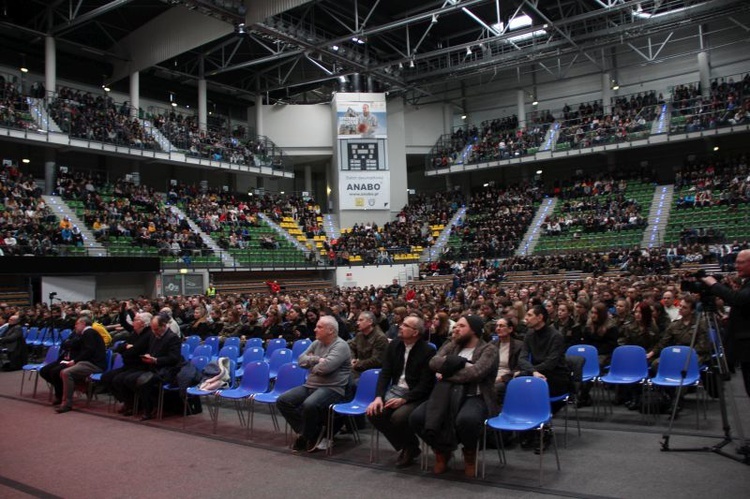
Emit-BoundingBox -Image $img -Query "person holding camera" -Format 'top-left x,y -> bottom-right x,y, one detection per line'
702,249 -> 750,397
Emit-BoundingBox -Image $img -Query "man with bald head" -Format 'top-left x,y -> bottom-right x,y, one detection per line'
0,314 -> 27,371
703,249 -> 750,398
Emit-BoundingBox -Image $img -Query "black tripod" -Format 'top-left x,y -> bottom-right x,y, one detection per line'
659,307 -> 749,464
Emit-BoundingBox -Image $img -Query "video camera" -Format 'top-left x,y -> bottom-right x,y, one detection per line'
680,269 -> 722,312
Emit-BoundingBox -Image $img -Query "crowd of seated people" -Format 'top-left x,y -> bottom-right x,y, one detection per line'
55,171 -> 208,256
449,184 -> 539,259
149,112 -> 278,167
431,113 -> 552,168
556,92 -> 658,149
542,176 -> 647,235
0,81 -> 35,131
47,87 -> 157,150
0,167 -> 61,256
674,154 -> 750,208
329,191 -> 464,265
671,75 -> 750,132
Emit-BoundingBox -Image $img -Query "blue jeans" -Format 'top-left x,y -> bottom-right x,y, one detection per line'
276,385 -> 344,442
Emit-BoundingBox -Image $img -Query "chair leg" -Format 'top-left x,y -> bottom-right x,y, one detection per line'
326,406 -> 334,456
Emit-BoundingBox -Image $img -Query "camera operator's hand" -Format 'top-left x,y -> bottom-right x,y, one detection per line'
701,276 -> 718,287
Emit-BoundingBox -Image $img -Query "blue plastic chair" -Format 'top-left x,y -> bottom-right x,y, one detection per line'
482,377 -> 560,485
566,344 -> 601,417
268,348 -> 293,379
217,361 -> 270,437
20,345 -> 59,397
192,344 -> 213,359
215,345 -> 240,364
327,368 -> 381,459
265,338 -> 287,360
291,339 -> 312,363
185,335 -> 201,354
24,327 -> 39,347
599,345 -> 649,415
223,337 -> 241,351
235,347 -> 265,378
181,343 -> 192,361
59,329 -> 72,343
253,363 -> 308,435
427,342 -> 437,351
244,337 -> 263,349
184,359 -> 236,431
649,346 -> 705,427
87,352 -> 122,406
204,336 -> 220,357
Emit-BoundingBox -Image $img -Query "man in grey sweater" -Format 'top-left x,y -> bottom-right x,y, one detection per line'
277,315 -> 352,453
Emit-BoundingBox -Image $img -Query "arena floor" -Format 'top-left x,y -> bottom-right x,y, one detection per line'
1,368 -> 748,499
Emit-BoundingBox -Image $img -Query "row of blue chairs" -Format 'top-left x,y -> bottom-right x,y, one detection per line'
182,336 -> 312,365
23,327 -> 73,350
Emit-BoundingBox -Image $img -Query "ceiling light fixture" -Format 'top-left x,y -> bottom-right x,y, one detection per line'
466,46 -> 472,55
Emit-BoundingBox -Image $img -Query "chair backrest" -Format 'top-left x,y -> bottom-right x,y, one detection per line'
218,345 -> 240,362
245,337 -> 263,349
25,328 -> 39,344
273,363 -> 308,394
59,329 -> 72,342
191,355 -> 210,372
352,368 -> 381,406
427,342 -> 437,351
193,344 -> 213,358
185,335 -> 201,353
204,336 -> 220,357
566,344 -> 600,378
111,353 -> 124,371
265,338 -> 287,359
268,348 -> 294,375
103,350 -> 113,371
43,345 -> 61,364
291,339 -> 311,361
502,376 -> 553,421
242,346 -> 265,364
656,346 -> 700,380
181,343 -> 192,361
237,361 -> 270,392
223,337 -> 241,350
609,345 -> 648,379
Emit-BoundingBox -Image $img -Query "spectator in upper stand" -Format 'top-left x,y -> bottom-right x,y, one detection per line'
349,311 -> 388,381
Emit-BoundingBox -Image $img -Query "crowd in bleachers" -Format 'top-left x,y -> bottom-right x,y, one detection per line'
671,74 -> 750,132
674,154 -> 750,208
0,81 -> 35,131
542,176 -> 647,235
48,87 -> 158,150
55,171 -> 208,256
556,92 -> 659,149
449,184 -> 539,259
0,166 -> 64,256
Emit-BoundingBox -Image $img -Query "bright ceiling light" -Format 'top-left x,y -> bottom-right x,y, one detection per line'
508,13 -> 532,31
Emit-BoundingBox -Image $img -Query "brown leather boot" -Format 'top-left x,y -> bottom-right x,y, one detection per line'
433,450 -> 450,474
463,449 -> 477,477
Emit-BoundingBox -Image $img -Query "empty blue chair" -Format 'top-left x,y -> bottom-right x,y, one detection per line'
192,344 -> 213,359
291,339 -> 312,363
268,348 -> 293,379
482,377 -> 560,485
204,336 -> 220,357
265,338 -> 287,360
253,363 -> 307,434
215,345 -> 240,364
58,329 -> 73,345
217,361 -> 270,438
566,344 -> 601,416
20,345 -> 59,397
599,345 -> 648,415
235,347 -> 264,378
24,327 -> 39,347
223,337 -> 241,350
184,359 -> 236,431
327,368 -> 381,459
185,335 -> 201,354
245,337 -> 263,349
181,343 -> 192,361
649,346 -> 705,427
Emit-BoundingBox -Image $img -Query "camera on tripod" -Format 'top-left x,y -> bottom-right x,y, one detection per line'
680,269 -> 721,312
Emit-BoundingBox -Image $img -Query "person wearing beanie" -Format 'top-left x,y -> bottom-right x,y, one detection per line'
410,314 -> 499,477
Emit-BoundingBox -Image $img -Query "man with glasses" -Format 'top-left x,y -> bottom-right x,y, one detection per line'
106,312 -> 153,416
367,316 -> 435,468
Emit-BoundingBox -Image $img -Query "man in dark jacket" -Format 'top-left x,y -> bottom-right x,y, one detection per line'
106,312 -> 154,415
0,314 -> 27,371
367,315 -> 435,468
41,316 -> 107,413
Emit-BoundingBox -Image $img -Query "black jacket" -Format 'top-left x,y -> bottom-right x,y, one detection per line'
375,338 -> 436,403
710,278 -> 750,359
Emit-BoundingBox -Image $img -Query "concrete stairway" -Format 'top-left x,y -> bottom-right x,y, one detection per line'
140,118 -> 176,152
641,184 -> 674,248
257,213 -> 315,261
651,103 -> 670,135
168,204 -> 239,268
538,121 -> 561,152
27,98 -> 62,133
322,214 -> 341,240
516,197 -> 558,256
42,195 -> 106,256
422,206 -> 467,261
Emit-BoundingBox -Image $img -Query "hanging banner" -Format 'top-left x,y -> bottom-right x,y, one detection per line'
336,100 -> 387,138
338,170 -> 391,210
